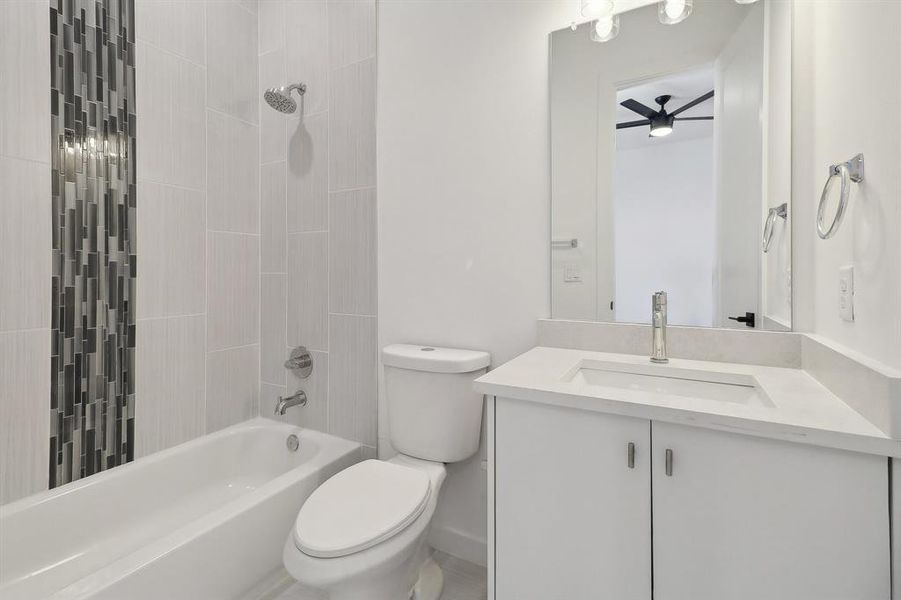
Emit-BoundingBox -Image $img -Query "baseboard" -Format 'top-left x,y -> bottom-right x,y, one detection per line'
428,524 -> 488,568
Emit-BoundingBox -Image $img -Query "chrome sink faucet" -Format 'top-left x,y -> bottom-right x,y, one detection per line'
275,390 -> 307,415
650,291 -> 669,364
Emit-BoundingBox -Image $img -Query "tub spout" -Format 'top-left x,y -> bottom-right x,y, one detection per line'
275,390 -> 307,415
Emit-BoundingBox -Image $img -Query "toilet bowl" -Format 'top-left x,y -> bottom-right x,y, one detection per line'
282,344 -> 490,600
283,455 -> 446,600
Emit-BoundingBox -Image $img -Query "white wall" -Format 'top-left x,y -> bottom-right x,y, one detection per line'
377,0 -> 571,564
793,0 -> 901,370
613,137 -> 716,326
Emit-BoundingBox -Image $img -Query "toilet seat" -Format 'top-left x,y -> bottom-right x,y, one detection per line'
293,459 -> 431,558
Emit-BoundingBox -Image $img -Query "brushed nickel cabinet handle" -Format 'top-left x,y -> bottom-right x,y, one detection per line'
627,442 -> 635,469
665,448 -> 673,476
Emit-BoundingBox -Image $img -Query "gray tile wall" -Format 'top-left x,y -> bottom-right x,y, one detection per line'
258,0 -> 377,455
134,0 -> 261,457
48,0 -> 137,486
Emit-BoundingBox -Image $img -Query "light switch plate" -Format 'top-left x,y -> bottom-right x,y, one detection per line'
563,264 -> 582,283
839,265 -> 854,322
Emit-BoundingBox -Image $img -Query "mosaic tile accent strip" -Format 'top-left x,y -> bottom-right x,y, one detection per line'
49,0 -> 136,487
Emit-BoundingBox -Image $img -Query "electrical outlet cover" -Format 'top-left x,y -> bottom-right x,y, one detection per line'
838,265 -> 854,322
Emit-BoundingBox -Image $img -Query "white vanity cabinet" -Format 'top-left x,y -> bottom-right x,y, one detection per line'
651,422 -> 890,600
492,397 -> 891,600
494,397 -> 652,600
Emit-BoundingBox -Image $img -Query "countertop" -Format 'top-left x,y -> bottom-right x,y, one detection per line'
475,346 -> 900,457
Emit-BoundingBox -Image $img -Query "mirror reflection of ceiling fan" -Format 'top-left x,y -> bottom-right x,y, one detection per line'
616,90 -> 714,137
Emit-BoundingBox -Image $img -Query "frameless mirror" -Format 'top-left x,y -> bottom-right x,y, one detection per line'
550,0 -> 792,331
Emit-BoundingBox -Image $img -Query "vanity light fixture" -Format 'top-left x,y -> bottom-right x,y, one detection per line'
581,0 -> 614,18
591,14 -> 621,42
658,0 -> 692,24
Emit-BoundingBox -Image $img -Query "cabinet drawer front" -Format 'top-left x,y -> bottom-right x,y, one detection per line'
652,422 -> 890,600
494,398 -> 651,600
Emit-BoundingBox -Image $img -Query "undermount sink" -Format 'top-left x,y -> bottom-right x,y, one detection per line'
563,359 -> 775,408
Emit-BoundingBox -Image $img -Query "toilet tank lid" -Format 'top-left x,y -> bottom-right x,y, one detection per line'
382,344 -> 490,374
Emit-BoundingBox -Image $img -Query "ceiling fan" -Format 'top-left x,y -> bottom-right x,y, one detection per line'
616,90 -> 714,138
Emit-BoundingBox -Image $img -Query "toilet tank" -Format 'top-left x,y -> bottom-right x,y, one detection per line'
382,344 -> 490,463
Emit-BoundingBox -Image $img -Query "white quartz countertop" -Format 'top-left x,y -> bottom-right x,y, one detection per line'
475,346 -> 901,457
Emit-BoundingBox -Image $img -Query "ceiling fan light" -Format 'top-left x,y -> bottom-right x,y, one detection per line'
581,0 -> 614,18
658,0 -> 692,25
734,0 -> 759,3
590,15 -> 620,42
649,125 -> 673,137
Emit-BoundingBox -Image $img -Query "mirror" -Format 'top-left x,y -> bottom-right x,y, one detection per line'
550,0 -> 791,331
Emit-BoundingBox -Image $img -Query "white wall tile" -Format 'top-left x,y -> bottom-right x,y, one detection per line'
207,111 -> 260,233
134,318 -> 167,457
208,233 -> 261,350
0,330 -> 50,505
329,188 -> 376,315
287,232 -> 328,351
161,316 -> 206,448
261,161 -> 287,272
0,157 -> 51,331
260,49 -> 287,165
328,58 -> 376,191
287,111 -> 329,232
137,182 -> 205,319
328,314 -> 377,445
328,0 -> 376,70
285,0 -> 328,115
259,0 -> 285,55
136,42 -> 206,189
170,58 -> 208,190
261,273 -> 287,385
135,0 -> 206,65
206,0 -> 259,123
0,0 -> 50,164
206,344 -> 260,432
239,0 -> 259,15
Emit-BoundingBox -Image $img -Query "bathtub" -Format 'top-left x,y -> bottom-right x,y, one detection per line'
0,418 -> 360,600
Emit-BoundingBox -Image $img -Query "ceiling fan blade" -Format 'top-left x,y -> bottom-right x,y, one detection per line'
673,116 -> 714,121
620,99 -> 658,119
670,90 -> 715,116
616,119 -> 651,129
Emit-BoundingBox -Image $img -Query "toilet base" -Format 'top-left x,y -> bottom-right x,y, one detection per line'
411,556 -> 444,600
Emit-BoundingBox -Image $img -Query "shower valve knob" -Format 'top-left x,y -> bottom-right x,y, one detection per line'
285,346 -> 313,378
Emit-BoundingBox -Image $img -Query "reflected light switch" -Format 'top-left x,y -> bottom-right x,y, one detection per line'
564,265 -> 582,283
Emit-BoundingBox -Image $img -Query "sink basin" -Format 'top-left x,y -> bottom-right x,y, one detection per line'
563,359 -> 774,408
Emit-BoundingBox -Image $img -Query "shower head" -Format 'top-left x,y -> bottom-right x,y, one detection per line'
263,83 -> 307,114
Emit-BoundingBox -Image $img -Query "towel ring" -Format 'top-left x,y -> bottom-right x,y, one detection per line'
817,153 -> 864,239
762,203 -> 787,253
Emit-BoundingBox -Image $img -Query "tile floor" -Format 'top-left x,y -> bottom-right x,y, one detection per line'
268,551 -> 487,600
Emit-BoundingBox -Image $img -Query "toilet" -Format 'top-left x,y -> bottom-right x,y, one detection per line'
282,344 -> 490,600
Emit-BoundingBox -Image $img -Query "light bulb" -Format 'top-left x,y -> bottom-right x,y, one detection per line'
590,15 -> 620,42
658,0 -> 692,24
649,125 -> 673,137
581,0 -> 614,18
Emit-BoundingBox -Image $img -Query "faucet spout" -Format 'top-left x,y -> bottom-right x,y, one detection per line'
275,390 -> 308,415
650,290 -> 668,364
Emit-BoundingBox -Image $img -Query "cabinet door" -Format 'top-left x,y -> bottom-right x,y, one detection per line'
494,398 -> 651,600
652,422 -> 890,600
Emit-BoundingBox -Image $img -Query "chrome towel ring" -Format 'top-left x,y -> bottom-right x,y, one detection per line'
817,153 -> 864,239
762,203 -> 788,253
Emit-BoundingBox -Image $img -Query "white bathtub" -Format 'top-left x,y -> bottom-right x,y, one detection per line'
0,418 -> 360,600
